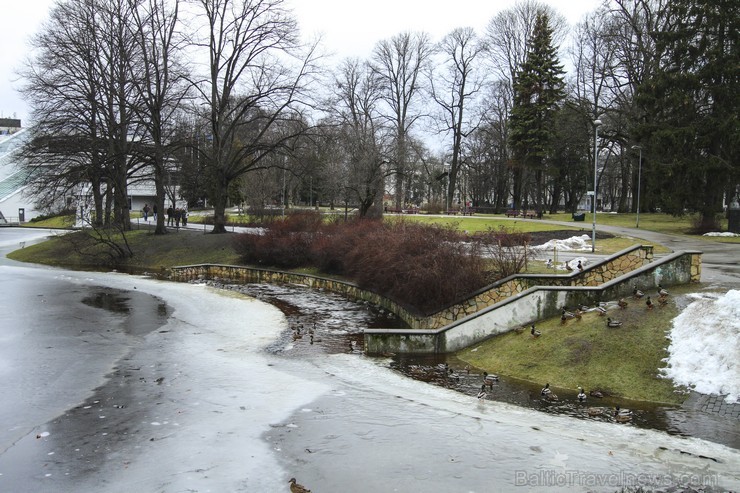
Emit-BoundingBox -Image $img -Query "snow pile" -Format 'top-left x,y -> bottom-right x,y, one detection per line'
661,290 -> 740,403
533,234 -> 592,252
703,232 -> 740,237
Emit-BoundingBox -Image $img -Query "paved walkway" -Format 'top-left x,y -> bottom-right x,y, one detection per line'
683,392 -> 740,419
497,216 -> 740,288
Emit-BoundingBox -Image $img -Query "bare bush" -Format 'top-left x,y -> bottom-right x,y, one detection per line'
233,218 -> 532,312
473,227 -> 533,279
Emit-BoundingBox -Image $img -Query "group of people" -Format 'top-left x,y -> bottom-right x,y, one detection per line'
141,202 -> 188,228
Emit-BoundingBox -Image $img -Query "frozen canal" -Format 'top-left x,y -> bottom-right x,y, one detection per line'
0,229 -> 738,492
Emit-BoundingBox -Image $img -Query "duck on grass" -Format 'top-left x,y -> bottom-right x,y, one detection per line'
456,285 -> 717,405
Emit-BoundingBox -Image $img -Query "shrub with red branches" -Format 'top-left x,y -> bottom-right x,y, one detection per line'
233,216 -> 530,313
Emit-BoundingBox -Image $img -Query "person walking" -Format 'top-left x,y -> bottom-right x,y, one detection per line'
153,203 -> 158,221
142,203 -> 150,221
166,205 -> 174,226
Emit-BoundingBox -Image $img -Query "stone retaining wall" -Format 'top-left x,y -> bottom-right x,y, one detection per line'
365,250 -> 702,354
170,245 -> 657,332
168,248 -> 701,355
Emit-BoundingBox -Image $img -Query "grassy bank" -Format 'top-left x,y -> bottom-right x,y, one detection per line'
455,291 -> 692,405
7,229 -> 241,271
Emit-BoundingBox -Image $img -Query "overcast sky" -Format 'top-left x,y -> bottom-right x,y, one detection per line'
0,0 -> 602,125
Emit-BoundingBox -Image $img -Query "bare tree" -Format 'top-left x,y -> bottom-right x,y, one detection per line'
20,0 -> 143,235
371,31 -> 433,211
330,58 -> 388,217
96,0 -> 145,231
128,0 -> 189,234
429,27 -> 486,211
189,0 -> 321,233
484,0 -> 566,89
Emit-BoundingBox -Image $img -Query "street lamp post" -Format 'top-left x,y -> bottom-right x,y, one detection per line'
632,145 -> 642,228
592,119 -> 602,253
443,163 -> 450,213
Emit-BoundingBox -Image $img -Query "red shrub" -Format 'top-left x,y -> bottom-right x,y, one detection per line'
233,218 -> 531,313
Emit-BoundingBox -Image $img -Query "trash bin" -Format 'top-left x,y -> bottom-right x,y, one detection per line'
572,212 -> 585,222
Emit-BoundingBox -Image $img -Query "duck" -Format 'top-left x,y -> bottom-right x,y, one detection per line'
577,260 -> 584,271
577,386 -> 587,402
545,258 -> 554,269
606,317 -> 623,328
658,296 -> 669,307
645,296 -> 654,310
565,261 -> 574,271
289,477 -> 312,493
309,334 -> 322,344
483,371 -> 499,387
541,383 -> 559,402
658,284 -> 669,297
477,384 -> 487,400
531,325 -> 541,338
633,286 -> 645,299
292,331 -> 303,341
614,406 -> 632,423
561,308 -> 576,325
589,389 -> 604,398
587,407 -> 604,416
594,305 -> 608,316
618,298 -> 628,309
514,325 -> 526,334
574,308 -> 583,321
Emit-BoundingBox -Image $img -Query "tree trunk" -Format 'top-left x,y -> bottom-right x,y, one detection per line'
210,177 -> 229,234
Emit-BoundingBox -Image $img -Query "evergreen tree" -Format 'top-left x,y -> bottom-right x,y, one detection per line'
509,12 -> 566,214
636,0 -> 739,226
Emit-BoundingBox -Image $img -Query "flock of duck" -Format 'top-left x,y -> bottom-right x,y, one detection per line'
538,383 -> 633,422
290,321 -> 361,353
524,283 -> 672,335
482,284 -> 673,423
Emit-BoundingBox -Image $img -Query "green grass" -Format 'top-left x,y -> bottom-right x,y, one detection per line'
8,229 -> 242,271
456,290 -> 694,405
24,214 -> 76,229
391,214 -> 581,234
544,212 -> 738,243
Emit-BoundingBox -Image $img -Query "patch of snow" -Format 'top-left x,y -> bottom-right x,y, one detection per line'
532,234 -> 593,252
703,232 -> 740,237
661,290 -> 740,403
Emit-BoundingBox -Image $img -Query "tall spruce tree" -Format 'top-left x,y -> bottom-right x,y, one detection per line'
635,0 -> 739,226
509,12 -> 566,215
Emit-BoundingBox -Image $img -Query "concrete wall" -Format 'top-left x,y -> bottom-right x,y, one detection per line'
365,251 -> 702,355
168,248 -> 702,355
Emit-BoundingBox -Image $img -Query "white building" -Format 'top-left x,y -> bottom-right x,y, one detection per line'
0,129 -> 38,224
0,126 -> 183,225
